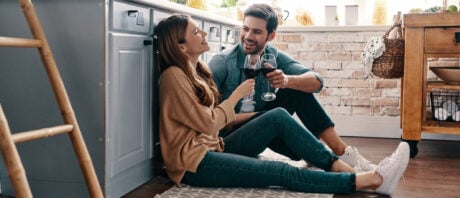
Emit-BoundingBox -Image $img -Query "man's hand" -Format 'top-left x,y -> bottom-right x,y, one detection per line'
265,69 -> 288,89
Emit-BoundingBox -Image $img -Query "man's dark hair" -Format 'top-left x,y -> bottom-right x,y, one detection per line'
243,3 -> 278,34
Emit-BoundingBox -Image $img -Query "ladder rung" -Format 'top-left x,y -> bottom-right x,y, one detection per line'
12,124 -> 74,143
0,36 -> 43,48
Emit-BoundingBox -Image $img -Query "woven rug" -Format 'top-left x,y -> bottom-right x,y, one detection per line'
155,149 -> 333,198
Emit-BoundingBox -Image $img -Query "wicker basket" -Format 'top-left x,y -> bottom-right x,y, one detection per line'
371,24 -> 405,78
429,89 -> 460,122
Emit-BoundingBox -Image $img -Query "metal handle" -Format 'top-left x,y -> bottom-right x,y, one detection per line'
127,10 -> 144,26
208,26 -> 220,41
283,10 -> 290,21
144,40 -> 152,46
209,26 -> 217,33
128,10 -> 138,17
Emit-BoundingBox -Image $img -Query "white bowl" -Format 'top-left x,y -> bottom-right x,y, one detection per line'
430,67 -> 460,85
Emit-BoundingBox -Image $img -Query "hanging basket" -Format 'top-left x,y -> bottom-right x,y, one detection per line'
371,23 -> 405,78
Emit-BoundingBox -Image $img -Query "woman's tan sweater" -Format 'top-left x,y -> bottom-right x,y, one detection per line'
159,67 -> 236,185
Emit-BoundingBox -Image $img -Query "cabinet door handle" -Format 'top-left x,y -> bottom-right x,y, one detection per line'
127,10 -> 144,26
144,40 -> 152,46
128,10 -> 138,17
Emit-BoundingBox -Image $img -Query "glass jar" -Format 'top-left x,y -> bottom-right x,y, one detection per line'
170,0 -> 187,5
187,0 -> 207,10
373,0 -> 387,25
236,0 -> 248,21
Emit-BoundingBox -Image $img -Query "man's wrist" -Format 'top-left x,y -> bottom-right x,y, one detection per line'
312,72 -> 324,92
282,76 -> 289,88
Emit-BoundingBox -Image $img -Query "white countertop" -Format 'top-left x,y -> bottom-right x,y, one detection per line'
127,0 -> 392,32
127,0 -> 241,26
278,25 -> 391,32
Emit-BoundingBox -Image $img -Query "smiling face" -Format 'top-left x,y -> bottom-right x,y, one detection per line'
240,16 -> 275,55
180,19 -> 209,59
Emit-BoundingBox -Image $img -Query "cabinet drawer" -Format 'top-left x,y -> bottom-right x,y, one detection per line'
112,1 -> 152,34
425,27 -> 460,54
153,10 -> 172,26
221,25 -> 236,44
203,21 -> 221,42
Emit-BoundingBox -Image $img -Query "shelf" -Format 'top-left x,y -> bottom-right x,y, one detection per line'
401,12 -> 460,157
422,120 -> 460,135
423,112 -> 460,134
427,81 -> 460,91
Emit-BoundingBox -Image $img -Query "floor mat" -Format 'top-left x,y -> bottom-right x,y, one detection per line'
154,185 -> 333,198
155,149 -> 333,198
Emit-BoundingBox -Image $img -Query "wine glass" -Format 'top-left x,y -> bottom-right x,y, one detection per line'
260,54 -> 278,101
241,54 -> 260,112
242,54 -> 260,101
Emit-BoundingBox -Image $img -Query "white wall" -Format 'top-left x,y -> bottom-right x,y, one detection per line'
293,114 -> 460,141
241,0 -> 460,26
331,115 -> 460,141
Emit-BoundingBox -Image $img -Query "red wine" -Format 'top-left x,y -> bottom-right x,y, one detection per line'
244,68 -> 260,79
261,68 -> 275,76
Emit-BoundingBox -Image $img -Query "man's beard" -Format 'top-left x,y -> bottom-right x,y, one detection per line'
242,40 -> 263,54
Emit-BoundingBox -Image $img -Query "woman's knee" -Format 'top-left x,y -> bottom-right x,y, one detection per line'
267,107 -> 290,116
263,107 -> 293,122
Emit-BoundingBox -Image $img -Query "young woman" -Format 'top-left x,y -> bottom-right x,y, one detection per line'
156,14 -> 409,195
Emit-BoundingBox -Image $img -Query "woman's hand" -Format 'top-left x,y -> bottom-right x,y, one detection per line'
227,79 -> 255,106
233,79 -> 255,99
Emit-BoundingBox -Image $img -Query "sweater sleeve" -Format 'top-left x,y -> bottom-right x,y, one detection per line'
159,67 -> 235,136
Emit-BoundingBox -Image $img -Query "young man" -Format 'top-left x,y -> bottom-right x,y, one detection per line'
208,3 -> 375,172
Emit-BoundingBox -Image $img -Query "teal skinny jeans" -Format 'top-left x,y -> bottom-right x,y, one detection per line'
182,108 -> 356,194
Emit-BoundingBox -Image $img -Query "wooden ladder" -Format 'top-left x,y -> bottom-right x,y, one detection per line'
0,0 -> 103,197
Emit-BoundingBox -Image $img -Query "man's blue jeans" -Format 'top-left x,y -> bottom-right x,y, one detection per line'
264,88 -> 334,137
182,108 -> 356,194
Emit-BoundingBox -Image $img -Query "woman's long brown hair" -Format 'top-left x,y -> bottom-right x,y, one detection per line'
155,14 -> 220,107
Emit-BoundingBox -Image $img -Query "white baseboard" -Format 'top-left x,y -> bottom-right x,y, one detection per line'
293,114 -> 460,141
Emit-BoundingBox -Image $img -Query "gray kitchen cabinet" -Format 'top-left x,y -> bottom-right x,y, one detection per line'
0,0 -> 155,197
107,32 -> 153,197
107,1 -> 154,196
221,25 -> 238,51
0,0 -> 238,197
202,21 -> 222,63
153,9 -> 173,25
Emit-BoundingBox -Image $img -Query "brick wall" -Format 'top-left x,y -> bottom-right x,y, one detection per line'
272,29 -> 401,117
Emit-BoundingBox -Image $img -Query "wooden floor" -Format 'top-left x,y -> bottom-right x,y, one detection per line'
124,137 -> 460,198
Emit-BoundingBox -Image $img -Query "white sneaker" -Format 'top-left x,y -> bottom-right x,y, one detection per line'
375,142 -> 410,195
339,146 -> 377,172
